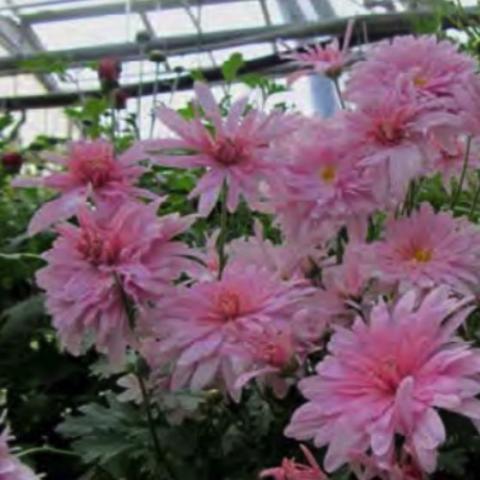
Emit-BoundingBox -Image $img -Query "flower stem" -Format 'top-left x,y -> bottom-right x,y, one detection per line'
17,446 -> 80,459
469,172 -> 480,220
149,62 -> 161,139
135,366 -> 173,478
451,136 -> 472,210
217,184 -> 229,279
332,77 -> 345,110
115,277 -> 176,480
110,105 -> 117,152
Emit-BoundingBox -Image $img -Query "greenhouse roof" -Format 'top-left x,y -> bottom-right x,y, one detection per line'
0,0 -> 477,141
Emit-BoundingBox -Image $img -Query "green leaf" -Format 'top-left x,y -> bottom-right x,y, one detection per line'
0,252 -> 42,261
438,447 -> 468,476
57,393 -> 154,475
0,294 -> 45,338
221,53 -> 245,83
190,68 -> 206,82
0,113 -> 14,131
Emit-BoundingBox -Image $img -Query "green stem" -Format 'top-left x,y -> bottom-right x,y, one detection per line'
217,184 -> 229,279
115,277 -> 176,480
332,76 -> 345,110
149,62 -> 161,139
110,106 -> 116,149
17,446 -> 80,459
451,136 -> 472,210
469,172 -> 480,219
135,367 -> 173,478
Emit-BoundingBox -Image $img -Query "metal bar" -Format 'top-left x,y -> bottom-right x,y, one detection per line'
19,0 -> 253,24
3,5 -> 476,112
0,0 -> 92,13
140,11 -> 156,38
2,8 -> 478,76
0,52 -> 290,110
0,13 -> 59,92
309,0 -> 335,18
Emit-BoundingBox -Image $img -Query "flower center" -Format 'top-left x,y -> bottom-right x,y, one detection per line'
71,151 -> 116,188
213,138 -> 246,166
217,290 -> 241,320
319,165 -> 336,183
374,121 -> 406,146
412,247 -> 432,263
413,73 -> 428,88
76,228 -> 120,266
371,357 -> 402,395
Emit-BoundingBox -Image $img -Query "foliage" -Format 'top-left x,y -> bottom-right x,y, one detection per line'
5,24 -> 480,480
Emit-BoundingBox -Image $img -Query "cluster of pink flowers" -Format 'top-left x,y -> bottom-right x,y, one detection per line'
36,200 -> 195,364
15,31 -> 480,480
14,140 -> 154,235
286,288 -> 479,474
142,260 -> 317,400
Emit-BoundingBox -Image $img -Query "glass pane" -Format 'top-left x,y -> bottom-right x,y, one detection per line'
0,74 -> 46,96
147,8 -> 196,37
198,1 -> 265,32
32,13 -> 144,50
21,107 -> 75,144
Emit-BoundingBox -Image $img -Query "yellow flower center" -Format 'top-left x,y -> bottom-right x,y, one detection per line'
413,73 -> 428,88
319,165 -> 336,183
412,248 -> 432,263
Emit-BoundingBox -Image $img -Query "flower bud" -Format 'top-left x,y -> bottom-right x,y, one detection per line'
2,151 -> 23,174
112,88 -> 129,110
98,57 -> 122,86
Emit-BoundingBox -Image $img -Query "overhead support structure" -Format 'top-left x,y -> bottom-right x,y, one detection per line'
17,0 -> 255,24
1,7 -> 479,77
0,15 -> 58,92
3,6 -> 480,112
310,0 -> 336,18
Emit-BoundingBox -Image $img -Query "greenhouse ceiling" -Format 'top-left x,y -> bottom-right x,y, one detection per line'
0,0 -> 477,141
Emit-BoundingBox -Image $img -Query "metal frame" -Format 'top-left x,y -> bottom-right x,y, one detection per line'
0,1 -> 59,92
14,0 -> 257,24
2,6 -> 476,111
0,0 -> 476,109
0,8 -> 466,76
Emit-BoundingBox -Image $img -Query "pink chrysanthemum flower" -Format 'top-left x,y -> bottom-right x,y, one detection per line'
233,325 -> 299,398
0,426 -> 38,480
346,35 -> 475,110
227,220 -> 328,281
285,288 -> 480,474
351,450 -> 423,480
142,263 -> 317,400
266,119 -> 378,236
141,82 -> 297,216
13,140 -> 153,235
372,203 -> 480,294
452,75 -> 480,138
260,445 -> 328,480
315,245 -> 373,328
425,134 -> 480,185
36,201 -> 195,364
345,90 -> 431,201
284,20 -> 354,84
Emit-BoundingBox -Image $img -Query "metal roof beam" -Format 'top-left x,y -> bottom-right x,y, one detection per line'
3,6 -> 479,111
19,0 -> 254,24
0,15 -> 59,91
0,7 -> 477,76
309,0 -> 336,18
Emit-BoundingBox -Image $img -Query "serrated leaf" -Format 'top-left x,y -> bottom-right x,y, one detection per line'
222,53 -> 244,83
0,294 -> 45,338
